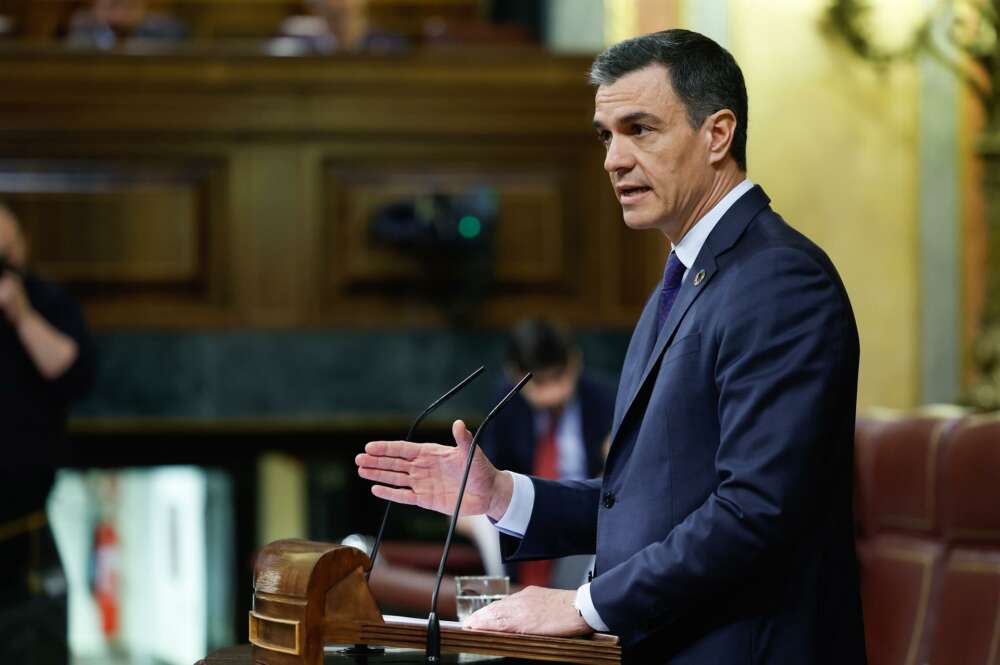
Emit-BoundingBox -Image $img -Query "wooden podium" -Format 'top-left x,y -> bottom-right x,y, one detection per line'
246,539 -> 621,665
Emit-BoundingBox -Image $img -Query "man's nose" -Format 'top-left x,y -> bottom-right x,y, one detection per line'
603,136 -> 634,175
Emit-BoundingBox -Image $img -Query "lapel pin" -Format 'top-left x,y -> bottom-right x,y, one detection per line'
693,269 -> 706,286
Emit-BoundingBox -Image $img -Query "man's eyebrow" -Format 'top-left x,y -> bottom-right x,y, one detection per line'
592,111 -> 663,130
620,111 -> 662,125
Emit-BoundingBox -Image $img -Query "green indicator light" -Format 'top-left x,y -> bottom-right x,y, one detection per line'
458,215 -> 482,239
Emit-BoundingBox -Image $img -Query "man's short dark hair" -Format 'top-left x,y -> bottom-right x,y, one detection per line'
589,29 -> 748,171
506,319 -> 575,374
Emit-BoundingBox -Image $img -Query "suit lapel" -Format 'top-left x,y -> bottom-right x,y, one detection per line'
611,289 -> 660,434
607,185 -> 772,450
606,258 -> 716,449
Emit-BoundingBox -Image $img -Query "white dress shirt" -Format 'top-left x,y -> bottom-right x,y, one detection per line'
493,179 -> 755,632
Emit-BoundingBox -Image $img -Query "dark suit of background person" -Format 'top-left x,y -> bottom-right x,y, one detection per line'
479,319 -> 615,588
0,205 -> 95,664
481,373 -> 612,484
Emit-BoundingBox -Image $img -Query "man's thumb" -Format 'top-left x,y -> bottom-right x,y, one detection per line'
452,419 -> 473,448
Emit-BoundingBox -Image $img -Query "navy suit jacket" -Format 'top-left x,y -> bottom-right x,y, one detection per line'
501,186 -> 867,665
480,374 -> 615,480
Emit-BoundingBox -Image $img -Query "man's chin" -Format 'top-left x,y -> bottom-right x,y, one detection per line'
621,211 -> 660,231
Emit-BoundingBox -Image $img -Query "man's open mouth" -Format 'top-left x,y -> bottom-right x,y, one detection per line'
619,186 -> 651,200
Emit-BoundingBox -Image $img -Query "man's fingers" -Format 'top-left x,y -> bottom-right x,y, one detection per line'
370,485 -> 419,505
358,467 -> 411,487
464,603 -> 512,632
462,588 -> 589,637
364,440 -> 423,460
355,453 -> 411,472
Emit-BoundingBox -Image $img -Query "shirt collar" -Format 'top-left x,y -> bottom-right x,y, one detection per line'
672,179 -> 754,271
533,395 -> 580,438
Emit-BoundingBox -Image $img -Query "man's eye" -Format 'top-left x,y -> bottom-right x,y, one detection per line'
631,124 -> 651,136
597,131 -> 611,145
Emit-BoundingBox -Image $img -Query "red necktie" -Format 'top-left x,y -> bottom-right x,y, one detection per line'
520,421 -> 559,586
532,421 -> 559,481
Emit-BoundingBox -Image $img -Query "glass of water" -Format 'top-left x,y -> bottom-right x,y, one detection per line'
455,575 -> 510,622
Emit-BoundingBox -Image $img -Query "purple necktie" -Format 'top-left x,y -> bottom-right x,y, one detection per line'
655,252 -> 686,331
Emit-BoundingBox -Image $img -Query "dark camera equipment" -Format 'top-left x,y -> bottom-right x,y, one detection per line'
369,188 -> 497,251
367,187 -> 498,324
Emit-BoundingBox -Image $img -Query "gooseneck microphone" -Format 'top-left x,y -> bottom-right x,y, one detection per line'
425,372 -> 532,664
367,365 -> 486,579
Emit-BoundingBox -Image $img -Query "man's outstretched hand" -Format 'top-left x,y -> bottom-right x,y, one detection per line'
462,586 -> 593,637
355,419 -> 514,520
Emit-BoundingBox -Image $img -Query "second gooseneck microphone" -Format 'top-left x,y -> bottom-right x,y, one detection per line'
425,372 -> 532,664
367,365 -> 486,578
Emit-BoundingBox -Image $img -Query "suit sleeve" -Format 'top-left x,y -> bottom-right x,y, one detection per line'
499,476 -> 602,561
589,247 -> 856,644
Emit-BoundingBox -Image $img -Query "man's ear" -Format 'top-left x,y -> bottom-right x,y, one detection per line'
704,109 -> 737,166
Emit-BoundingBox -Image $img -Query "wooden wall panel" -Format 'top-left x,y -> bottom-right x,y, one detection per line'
618,224 -> 668,309
324,165 -> 567,288
0,53 -> 665,329
314,141 -> 615,326
493,186 -> 563,284
1,163 -> 206,285
0,156 -> 234,325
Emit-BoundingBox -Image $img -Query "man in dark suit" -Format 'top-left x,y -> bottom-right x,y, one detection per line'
482,318 -> 612,484
357,29 -> 867,664
478,318 -> 614,588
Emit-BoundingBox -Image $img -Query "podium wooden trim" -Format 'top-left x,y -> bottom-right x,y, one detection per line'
249,611 -> 302,656
250,539 -> 621,665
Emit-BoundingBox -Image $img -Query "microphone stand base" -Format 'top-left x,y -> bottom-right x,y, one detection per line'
425,611 -> 441,664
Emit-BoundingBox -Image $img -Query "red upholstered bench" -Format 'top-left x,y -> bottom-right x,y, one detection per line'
926,416 -> 1000,665
854,409 -> 1000,665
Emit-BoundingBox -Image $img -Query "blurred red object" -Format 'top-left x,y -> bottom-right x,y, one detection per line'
93,520 -> 120,637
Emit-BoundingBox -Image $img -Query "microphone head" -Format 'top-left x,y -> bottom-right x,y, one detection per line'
474,372 -> 532,436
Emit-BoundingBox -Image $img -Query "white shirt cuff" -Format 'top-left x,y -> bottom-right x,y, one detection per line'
491,471 -> 534,537
574,583 -> 610,632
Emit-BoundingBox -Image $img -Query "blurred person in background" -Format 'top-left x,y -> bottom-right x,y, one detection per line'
0,203 -> 95,663
473,318 -> 615,588
66,0 -> 186,50
275,0 -> 405,55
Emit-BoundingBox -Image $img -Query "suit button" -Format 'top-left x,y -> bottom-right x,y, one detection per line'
603,492 -> 616,509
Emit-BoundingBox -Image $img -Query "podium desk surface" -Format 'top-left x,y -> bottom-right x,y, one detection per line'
197,645 -> 584,664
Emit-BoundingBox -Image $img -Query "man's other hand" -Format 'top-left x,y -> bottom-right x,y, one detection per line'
462,587 -> 594,637
355,419 -> 514,520
0,273 -> 30,325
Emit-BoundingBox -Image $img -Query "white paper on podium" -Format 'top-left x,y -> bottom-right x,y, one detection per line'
384,614 -> 465,630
